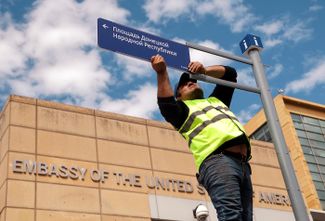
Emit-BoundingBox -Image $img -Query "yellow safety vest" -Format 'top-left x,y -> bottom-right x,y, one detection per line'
179,97 -> 250,170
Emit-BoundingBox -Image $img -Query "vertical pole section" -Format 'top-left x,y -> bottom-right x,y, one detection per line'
248,49 -> 310,221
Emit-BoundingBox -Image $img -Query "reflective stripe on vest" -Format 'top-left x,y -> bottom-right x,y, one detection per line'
179,97 -> 249,170
179,105 -> 231,135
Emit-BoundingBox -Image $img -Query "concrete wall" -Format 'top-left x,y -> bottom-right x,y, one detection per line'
0,95 -> 293,221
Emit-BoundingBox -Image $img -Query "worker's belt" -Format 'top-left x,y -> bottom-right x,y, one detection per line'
212,148 -> 248,162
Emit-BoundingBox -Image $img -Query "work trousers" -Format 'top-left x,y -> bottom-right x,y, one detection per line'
198,153 -> 253,221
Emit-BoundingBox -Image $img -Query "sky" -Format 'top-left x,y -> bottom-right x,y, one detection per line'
0,0 -> 324,123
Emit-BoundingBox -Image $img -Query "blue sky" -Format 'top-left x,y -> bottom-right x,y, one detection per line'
0,0 -> 324,123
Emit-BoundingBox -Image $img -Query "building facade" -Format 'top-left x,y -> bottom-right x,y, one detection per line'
0,95 -> 297,221
245,94 -> 325,218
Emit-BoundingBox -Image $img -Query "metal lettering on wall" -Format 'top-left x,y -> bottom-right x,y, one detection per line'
258,191 -> 291,206
12,160 -> 290,205
12,160 -> 205,195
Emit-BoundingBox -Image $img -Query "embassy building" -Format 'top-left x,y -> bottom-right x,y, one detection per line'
0,94 -> 323,221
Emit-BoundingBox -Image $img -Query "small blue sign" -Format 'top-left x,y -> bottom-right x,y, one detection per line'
239,34 -> 263,56
98,18 -> 190,71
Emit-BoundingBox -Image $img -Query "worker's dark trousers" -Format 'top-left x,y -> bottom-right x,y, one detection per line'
198,153 -> 253,221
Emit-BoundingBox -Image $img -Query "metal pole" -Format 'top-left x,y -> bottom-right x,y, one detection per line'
248,48 -> 310,221
186,71 -> 261,94
187,41 -> 254,65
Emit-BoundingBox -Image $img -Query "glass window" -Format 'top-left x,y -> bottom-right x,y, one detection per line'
308,163 -> 319,173
311,172 -> 322,182
309,140 -> 325,149
315,182 -> 325,191
296,129 -> 307,138
250,123 -> 272,142
307,132 -> 325,142
305,154 -> 316,163
291,113 -> 301,122
317,156 -> 325,165
252,129 -> 263,140
321,174 -> 325,181
299,138 -> 309,146
294,121 -> 304,130
264,131 -> 272,142
319,165 -> 325,174
302,116 -> 320,126
320,119 -> 325,128
313,148 -> 325,158
317,190 -> 325,200
302,145 -> 313,154
304,124 -> 322,133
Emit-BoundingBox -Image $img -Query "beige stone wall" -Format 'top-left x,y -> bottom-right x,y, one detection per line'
0,95 -> 292,220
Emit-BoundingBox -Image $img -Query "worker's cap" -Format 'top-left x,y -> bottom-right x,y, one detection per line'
174,72 -> 197,98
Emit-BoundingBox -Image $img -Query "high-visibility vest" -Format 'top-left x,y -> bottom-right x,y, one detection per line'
179,97 -> 250,169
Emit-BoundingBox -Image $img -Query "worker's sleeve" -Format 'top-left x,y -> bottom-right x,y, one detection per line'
157,97 -> 189,130
209,66 -> 237,107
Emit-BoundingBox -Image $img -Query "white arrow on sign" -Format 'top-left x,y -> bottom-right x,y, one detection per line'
102,24 -> 108,29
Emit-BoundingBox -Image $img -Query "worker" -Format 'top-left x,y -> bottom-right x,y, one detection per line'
151,54 -> 252,221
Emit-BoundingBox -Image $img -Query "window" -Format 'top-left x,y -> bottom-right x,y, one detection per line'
296,129 -> 307,138
307,132 -> 325,142
291,113 -> 302,122
302,116 -> 320,126
299,138 -> 309,146
304,124 -> 322,134
308,163 -> 319,173
291,113 -> 325,208
294,121 -> 304,130
305,154 -> 316,163
250,123 -> 272,142
316,156 -> 325,165
315,182 -> 325,191
309,140 -> 325,149
313,148 -> 325,158
320,120 -> 325,128
317,190 -> 325,200
302,145 -> 312,154
311,172 -> 322,182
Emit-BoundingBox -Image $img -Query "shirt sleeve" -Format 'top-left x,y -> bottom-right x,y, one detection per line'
209,66 -> 237,107
157,97 -> 189,130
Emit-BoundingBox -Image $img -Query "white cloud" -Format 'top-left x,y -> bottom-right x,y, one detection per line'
264,38 -> 282,48
237,103 -> 261,124
255,20 -> 283,36
283,21 -> 312,43
237,67 -> 256,87
99,83 -> 158,118
143,0 -> 195,23
254,18 -> 312,48
114,54 -> 152,81
309,4 -> 323,12
0,0 -> 163,119
285,58 -> 325,94
197,0 -> 256,32
189,40 -> 232,66
0,13 -> 26,77
143,0 -> 256,33
268,63 -> 283,79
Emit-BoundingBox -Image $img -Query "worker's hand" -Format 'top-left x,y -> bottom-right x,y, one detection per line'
151,54 -> 167,74
188,61 -> 206,75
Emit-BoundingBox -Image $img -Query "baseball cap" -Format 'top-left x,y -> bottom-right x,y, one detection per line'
174,72 -> 197,98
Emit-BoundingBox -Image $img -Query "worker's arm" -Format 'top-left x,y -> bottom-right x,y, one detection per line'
209,66 -> 238,107
151,54 -> 174,98
188,61 -> 226,79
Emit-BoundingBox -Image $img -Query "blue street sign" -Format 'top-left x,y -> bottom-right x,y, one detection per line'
97,18 -> 190,71
239,34 -> 263,56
